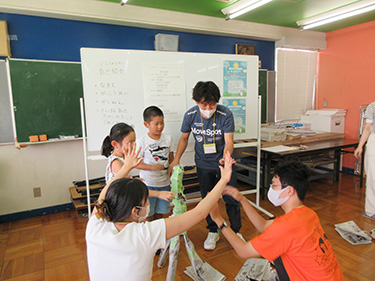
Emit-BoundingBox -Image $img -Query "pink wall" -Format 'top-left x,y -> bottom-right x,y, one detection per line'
316,20 -> 375,168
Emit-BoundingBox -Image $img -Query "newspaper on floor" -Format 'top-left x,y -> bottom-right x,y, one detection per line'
334,220 -> 372,245
235,258 -> 278,281
184,261 -> 226,281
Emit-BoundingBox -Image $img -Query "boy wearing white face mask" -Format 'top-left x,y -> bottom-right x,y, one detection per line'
210,161 -> 343,281
169,81 -> 243,250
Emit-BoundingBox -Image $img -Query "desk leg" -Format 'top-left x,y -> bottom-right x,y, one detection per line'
334,149 -> 341,181
261,151 -> 267,200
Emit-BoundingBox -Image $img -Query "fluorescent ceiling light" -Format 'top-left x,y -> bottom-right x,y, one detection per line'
222,0 -> 273,20
297,0 -> 375,30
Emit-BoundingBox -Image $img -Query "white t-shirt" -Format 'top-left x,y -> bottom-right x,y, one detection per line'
136,133 -> 173,187
86,215 -> 166,281
105,155 -> 124,184
365,101 -> 375,133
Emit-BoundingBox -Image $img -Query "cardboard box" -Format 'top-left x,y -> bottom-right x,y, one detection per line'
301,109 -> 346,133
261,127 -> 286,142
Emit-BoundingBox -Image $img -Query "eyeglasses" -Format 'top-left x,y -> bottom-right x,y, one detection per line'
269,184 -> 289,189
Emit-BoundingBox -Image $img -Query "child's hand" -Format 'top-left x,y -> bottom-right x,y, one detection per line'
123,143 -> 143,169
158,191 -> 176,202
168,161 -> 177,177
219,151 -> 236,183
223,186 -> 244,203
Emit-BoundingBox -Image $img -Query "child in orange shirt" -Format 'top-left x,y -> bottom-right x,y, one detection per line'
210,161 -> 343,281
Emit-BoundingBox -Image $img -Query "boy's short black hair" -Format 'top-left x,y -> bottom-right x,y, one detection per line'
192,81 -> 221,103
143,106 -> 164,123
273,161 -> 310,201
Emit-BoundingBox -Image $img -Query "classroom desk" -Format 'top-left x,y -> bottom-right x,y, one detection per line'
261,138 -> 361,198
233,136 -> 363,199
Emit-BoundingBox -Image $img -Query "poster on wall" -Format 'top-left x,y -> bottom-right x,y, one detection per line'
223,98 -> 246,134
223,60 -> 247,97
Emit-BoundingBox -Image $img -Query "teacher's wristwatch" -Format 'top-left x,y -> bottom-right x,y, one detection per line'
218,220 -> 229,230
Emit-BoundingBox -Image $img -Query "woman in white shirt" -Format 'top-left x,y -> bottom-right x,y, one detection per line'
355,101 -> 375,221
86,142 -> 235,281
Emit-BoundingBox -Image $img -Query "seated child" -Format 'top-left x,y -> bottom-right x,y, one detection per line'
210,161 -> 343,281
86,144 -> 235,281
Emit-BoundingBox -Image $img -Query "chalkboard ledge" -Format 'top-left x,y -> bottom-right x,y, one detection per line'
20,137 -> 83,146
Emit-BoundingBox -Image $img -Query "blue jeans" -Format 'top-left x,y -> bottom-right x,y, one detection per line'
147,185 -> 171,217
196,165 -> 242,233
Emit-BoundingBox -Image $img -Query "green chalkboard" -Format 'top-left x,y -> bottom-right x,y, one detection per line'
9,59 -> 83,143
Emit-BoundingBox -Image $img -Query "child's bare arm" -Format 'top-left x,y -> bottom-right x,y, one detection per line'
136,162 -> 164,171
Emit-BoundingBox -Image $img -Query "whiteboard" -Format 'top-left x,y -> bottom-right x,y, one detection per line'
81,48 -> 259,152
0,60 -> 14,144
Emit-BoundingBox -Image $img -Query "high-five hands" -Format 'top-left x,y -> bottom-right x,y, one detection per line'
219,151 -> 236,183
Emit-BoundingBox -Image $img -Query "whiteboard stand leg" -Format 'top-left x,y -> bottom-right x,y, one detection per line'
5,59 -> 18,146
240,95 -> 274,218
80,98 -> 91,217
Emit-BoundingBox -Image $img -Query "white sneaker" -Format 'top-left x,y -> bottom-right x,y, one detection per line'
236,233 -> 246,242
204,232 -> 220,250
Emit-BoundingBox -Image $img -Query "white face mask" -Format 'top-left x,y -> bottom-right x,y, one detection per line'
267,186 -> 290,206
136,204 -> 150,222
199,107 -> 216,118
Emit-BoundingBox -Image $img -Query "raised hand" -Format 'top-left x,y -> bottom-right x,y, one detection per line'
219,151 -> 236,183
123,142 -> 143,170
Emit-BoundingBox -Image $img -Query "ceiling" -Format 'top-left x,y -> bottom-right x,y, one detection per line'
100,0 -> 375,32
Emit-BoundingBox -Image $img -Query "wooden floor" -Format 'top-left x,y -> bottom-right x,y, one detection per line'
1,173 -> 374,281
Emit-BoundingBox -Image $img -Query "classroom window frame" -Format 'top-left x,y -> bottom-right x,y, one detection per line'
275,47 -> 317,122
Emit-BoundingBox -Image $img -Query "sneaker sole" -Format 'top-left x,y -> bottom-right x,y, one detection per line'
204,237 -> 219,251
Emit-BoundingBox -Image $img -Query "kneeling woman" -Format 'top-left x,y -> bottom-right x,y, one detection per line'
86,143 -> 235,281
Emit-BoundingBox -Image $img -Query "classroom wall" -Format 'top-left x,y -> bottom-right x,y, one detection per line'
0,141 -> 105,215
0,12 -> 276,216
0,13 -> 275,69
316,20 -> 375,168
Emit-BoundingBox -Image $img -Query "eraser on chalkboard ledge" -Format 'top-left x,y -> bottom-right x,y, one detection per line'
39,134 -> 48,141
59,135 -> 79,140
29,135 -> 39,142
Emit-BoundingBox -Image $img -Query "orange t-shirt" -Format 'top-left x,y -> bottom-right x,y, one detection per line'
251,206 -> 343,281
